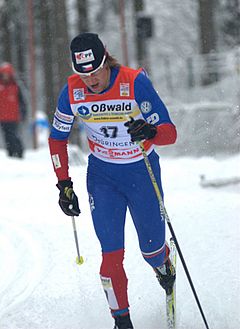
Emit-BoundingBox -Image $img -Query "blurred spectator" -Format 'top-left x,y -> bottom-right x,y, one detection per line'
0,62 -> 26,158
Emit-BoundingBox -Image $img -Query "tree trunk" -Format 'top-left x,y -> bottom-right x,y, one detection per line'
52,0 -> 71,92
0,4 -> 12,62
198,0 -> 218,85
39,0 -> 56,122
134,0 -> 145,68
76,0 -> 89,32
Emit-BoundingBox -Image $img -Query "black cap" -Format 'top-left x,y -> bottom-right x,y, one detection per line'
70,33 -> 106,74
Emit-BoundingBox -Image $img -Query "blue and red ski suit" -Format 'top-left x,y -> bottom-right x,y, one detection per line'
49,66 -> 177,317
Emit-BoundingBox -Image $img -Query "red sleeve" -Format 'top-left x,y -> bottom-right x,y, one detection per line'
151,123 -> 177,146
48,137 -> 70,181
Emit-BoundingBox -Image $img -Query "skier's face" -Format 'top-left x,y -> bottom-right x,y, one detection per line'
79,64 -> 110,93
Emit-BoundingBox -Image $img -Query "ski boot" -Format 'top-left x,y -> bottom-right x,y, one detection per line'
113,313 -> 134,329
154,256 -> 176,295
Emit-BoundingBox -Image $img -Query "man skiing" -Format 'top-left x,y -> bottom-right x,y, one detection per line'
49,32 -> 176,329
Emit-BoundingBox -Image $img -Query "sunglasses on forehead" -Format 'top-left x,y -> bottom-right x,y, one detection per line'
72,54 -> 107,77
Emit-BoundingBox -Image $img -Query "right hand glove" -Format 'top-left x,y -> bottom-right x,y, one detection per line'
124,117 -> 157,142
56,180 -> 81,216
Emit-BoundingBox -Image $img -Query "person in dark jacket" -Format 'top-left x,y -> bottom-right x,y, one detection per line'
0,62 -> 26,158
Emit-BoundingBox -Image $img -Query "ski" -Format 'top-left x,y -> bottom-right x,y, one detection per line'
166,237 -> 177,329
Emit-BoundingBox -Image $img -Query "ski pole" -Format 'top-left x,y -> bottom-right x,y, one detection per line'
138,141 -> 210,329
71,216 -> 84,265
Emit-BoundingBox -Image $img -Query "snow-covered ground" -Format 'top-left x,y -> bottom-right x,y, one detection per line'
0,147 -> 239,329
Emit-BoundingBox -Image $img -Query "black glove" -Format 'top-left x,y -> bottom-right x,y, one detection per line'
56,180 -> 80,216
124,117 -> 157,142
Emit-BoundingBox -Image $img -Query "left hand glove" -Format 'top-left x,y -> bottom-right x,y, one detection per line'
57,180 -> 81,217
124,117 -> 157,142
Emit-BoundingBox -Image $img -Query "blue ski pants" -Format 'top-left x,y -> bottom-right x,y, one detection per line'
86,150 -> 166,268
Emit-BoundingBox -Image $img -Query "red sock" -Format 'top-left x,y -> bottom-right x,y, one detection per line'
100,249 -> 129,315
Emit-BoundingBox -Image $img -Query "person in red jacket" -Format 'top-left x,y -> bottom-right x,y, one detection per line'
0,62 -> 26,158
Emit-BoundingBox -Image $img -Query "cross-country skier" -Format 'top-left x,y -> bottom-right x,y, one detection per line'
48,32 -> 177,329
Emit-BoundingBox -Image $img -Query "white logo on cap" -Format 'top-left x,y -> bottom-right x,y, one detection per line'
75,49 -> 95,64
